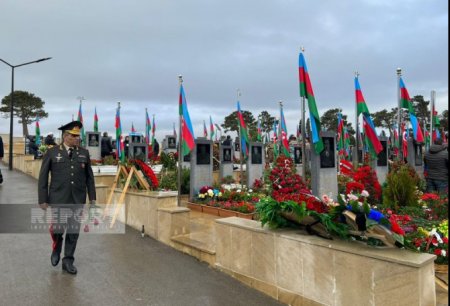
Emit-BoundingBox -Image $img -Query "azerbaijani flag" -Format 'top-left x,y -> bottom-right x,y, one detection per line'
94,107 -> 99,132
337,112 -> 345,156
354,76 -> 383,155
432,106 -> 440,142
203,120 -> 208,138
115,105 -> 125,162
343,126 -> 350,158
237,101 -> 249,158
280,106 -> 290,157
401,122 -> 408,158
273,121 -> 279,159
151,115 -> 156,146
179,83 -> 195,156
145,109 -> 151,146
77,102 -> 85,146
209,116 -> 215,141
399,77 -> 424,143
131,122 -> 136,133
299,52 -> 324,154
35,117 -> 41,146
393,123 -> 399,156
257,119 -> 262,142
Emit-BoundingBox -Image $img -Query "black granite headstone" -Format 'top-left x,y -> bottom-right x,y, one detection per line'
377,140 -> 388,167
320,136 -> 335,168
223,148 -> 232,163
168,136 -> 176,149
251,146 -> 262,164
294,147 -> 302,164
196,143 -> 211,165
88,133 -> 100,147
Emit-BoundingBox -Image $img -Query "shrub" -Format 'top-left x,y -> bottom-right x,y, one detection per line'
383,163 -> 420,210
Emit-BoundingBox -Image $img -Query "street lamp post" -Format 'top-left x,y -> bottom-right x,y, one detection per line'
0,57 -> 51,170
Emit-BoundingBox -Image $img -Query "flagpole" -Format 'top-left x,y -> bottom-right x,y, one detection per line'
430,90 -> 435,145
355,71 -> 360,166
300,47 -> 307,178
177,75 -> 183,207
337,108 -> 342,172
237,89 -> 243,186
396,68 -> 402,160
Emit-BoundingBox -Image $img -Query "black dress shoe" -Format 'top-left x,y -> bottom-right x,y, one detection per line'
51,251 -> 60,266
62,262 -> 77,275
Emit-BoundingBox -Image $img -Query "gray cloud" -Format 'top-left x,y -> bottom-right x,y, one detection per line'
0,0 -> 447,140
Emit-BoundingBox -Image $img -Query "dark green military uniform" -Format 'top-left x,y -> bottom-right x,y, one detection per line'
38,143 -> 96,267
38,144 -> 96,204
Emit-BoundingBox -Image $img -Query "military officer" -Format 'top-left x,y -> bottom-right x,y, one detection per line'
38,120 -> 96,275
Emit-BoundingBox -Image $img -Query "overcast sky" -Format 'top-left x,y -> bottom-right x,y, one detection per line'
0,0 -> 448,141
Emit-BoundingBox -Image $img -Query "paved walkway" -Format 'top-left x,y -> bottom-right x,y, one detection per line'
0,164 -> 285,306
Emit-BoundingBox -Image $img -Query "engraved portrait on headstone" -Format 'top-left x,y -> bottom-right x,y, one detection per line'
234,141 -> 240,152
377,140 -> 388,167
223,148 -> 232,162
320,136 -> 335,168
131,135 -> 142,143
88,134 -> 99,147
132,144 -> 146,161
196,143 -> 210,165
251,146 -> 262,164
168,136 -> 176,149
183,152 -> 191,162
294,147 -> 302,164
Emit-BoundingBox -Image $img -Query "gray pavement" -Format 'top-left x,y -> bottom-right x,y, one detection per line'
0,164 -> 285,306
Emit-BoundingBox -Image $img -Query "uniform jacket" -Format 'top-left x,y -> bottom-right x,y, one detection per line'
38,145 -> 96,204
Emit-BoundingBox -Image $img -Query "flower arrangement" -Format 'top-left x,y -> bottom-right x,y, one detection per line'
129,159 -> 159,190
407,220 -> 449,264
193,185 -> 259,214
419,193 -> 448,220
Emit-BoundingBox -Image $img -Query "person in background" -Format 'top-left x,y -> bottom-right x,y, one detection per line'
44,132 -> 56,146
424,138 -> 448,194
153,139 -> 160,157
101,132 -> 113,158
28,136 -> 39,159
38,120 -> 96,275
124,136 -> 130,158
222,135 -> 232,146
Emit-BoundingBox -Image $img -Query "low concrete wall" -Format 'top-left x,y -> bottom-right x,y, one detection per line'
215,217 -> 436,306
111,189 -> 178,239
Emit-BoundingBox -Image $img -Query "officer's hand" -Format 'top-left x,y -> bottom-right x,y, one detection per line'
39,203 -> 48,210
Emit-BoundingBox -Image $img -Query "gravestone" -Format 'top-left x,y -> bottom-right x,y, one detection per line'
129,143 -> 148,162
246,142 -> 264,188
189,139 -> 213,200
85,131 -> 101,160
310,131 -> 338,200
220,144 -> 233,182
407,138 -> 424,177
376,136 -> 389,185
162,135 -> 177,154
182,152 -> 191,169
129,133 -> 143,144
292,146 -> 303,176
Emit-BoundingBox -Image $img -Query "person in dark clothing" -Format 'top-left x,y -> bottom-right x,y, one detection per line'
101,132 -> 114,158
38,120 -> 96,275
424,138 -> 448,193
28,136 -> 39,159
222,135 -> 232,146
124,136 -> 130,158
44,132 -> 56,146
153,139 -> 160,157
